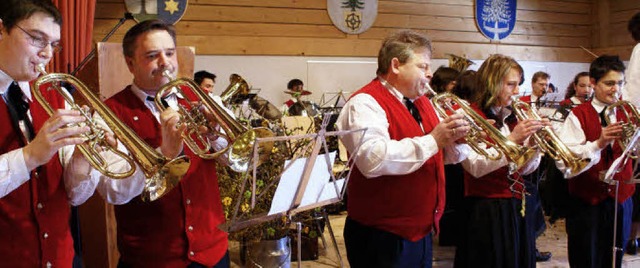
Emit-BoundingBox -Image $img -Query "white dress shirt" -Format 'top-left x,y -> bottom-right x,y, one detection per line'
336,79 -> 469,179
461,106 -> 543,178
0,69 -> 100,205
624,43 -> 640,107
554,98 -> 614,178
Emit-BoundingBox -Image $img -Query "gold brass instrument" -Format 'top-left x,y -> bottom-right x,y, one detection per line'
219,74 -> 250,106
156,70 -> 275,172
605,99 -> 640,159
425,85 -> 537,170
511,96 -> 589,176
446,53 -> 474,73
33,64 -> 190,201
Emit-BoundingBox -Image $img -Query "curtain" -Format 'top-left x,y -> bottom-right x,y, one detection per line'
50,0 -> 96,73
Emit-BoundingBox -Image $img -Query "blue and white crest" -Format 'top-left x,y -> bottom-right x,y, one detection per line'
125,0 -> 188,25
327,0 -> 377,34
475,0 -> 517,41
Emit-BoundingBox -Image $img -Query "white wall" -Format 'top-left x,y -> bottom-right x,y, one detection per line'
195,55 -> 591,107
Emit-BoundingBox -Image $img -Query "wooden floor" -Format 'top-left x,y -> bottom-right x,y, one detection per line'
229,213 -> 640,267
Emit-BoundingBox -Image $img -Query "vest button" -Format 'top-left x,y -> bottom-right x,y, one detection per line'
186,199 -> 191,205
189,251 -> 195,256
46,261 -> 52,268
43,232 -> 49,239
188,225 -> 194,232
37,203 -> 43,209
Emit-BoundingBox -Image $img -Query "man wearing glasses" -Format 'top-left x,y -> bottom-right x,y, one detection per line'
555,55 -> 633,268
0,1 -> 101,267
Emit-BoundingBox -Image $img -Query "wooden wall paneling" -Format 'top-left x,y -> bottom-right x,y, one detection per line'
610,1 -> 640,12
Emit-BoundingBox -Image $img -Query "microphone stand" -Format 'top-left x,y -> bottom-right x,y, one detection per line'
71,12 -> 134,75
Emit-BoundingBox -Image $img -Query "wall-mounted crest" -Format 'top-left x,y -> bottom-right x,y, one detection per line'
475,0 -> 517,41
124,0 -> 188,25
327,0 -> 377,34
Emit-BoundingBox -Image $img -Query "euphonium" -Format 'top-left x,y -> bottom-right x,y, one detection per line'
425,86 -> 537,170
156,70 -> 275,172
33,64 -> 190,201
605,99 -> 640,159
511,96 -> 590,176
219,74 -> 250,106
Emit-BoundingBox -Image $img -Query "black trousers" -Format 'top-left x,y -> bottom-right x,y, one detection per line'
344,217 -> 433,268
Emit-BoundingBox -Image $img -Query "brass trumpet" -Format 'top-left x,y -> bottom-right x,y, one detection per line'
33,64 -> 190,201
425,86 -> 537,170
156,70 -> 275,172
511,96 -> 589,176
605,99 -> 640,159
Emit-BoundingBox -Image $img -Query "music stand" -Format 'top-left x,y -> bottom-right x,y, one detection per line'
221,115 -> 366,267
603,128 -> 640,268
319,91 -> 350,109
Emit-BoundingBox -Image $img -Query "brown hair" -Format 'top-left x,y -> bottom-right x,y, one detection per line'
376,30 -> 432,76
122,19 -> 176,58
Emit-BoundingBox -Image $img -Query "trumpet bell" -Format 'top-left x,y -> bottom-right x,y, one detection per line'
142,157 -> 190,201
229,128 -> 276,172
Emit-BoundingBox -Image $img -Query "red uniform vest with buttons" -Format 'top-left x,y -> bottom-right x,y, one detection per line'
346,79 -> 445,242
519,95 -> 532,104
463,104 -> 525,199
105,86 -> 228,267
0,84 -> 72,268
568,102 -> 634,205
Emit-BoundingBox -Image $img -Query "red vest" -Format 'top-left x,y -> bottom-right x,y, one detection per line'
105,86 -> 228,267
0,85 -> 73,268
346,79 -> 445,242
519,95 -> 532,104
568,102 -> 634,205
463,104 -> 525,199
559,98 -> 573,107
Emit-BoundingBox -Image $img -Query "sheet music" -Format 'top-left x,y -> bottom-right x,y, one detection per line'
268,152 -> 336,215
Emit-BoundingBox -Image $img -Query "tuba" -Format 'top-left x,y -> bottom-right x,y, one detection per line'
219,74 -> 251,106
446,53 -> 474,73
425,85 -> 537,170
33,64 -> 190,201
605,99 -> 640,159
511,96 -> 590,176
156,70 -> 275,172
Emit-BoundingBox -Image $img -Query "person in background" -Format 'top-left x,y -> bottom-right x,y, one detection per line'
438,69 -> 476,247
555,55 -> 632,268
194,70 -> 217,98
520,71 -> 550,109
430,66 -> 459,93
337,30 -> 471,268
623,11 -> 640,256
561,72 -> 592,107
454,54 -> 546,268
97,19 -> 230,268
281,78 -> 311,115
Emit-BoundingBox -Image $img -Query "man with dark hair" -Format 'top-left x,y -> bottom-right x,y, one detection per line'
281,78 -> 311,115
96,19 -> 230,267
0,0 -> 104,267
521,71 -> 550,108
194,70 -> 217,95
337,30 -> 471,267
556,55 -> 632,268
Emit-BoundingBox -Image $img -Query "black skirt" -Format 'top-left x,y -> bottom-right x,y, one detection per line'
454,197 -> 535,268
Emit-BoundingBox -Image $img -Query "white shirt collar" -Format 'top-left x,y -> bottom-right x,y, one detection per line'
591,97 -> 609,114
0,69 -> 32,101
378,77 -> 406,103
570,96 -> 582,105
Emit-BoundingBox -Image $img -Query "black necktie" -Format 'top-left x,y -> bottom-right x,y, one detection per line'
147,95 -> 169,108
599,107 -> 613,162
6,82 -> 35,142
599,107 -> 608,127
404,97 -> 422,124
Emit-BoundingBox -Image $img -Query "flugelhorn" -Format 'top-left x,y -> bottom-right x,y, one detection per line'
156,70 -> 275,172
511,96 -> 589,176
605,99 -> 640,159
33,64 -> 190,201
425,85 -> 537,170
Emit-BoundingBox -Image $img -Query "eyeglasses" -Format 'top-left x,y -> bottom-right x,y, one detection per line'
600,80 -> 625,88
14,24 -> 62,53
